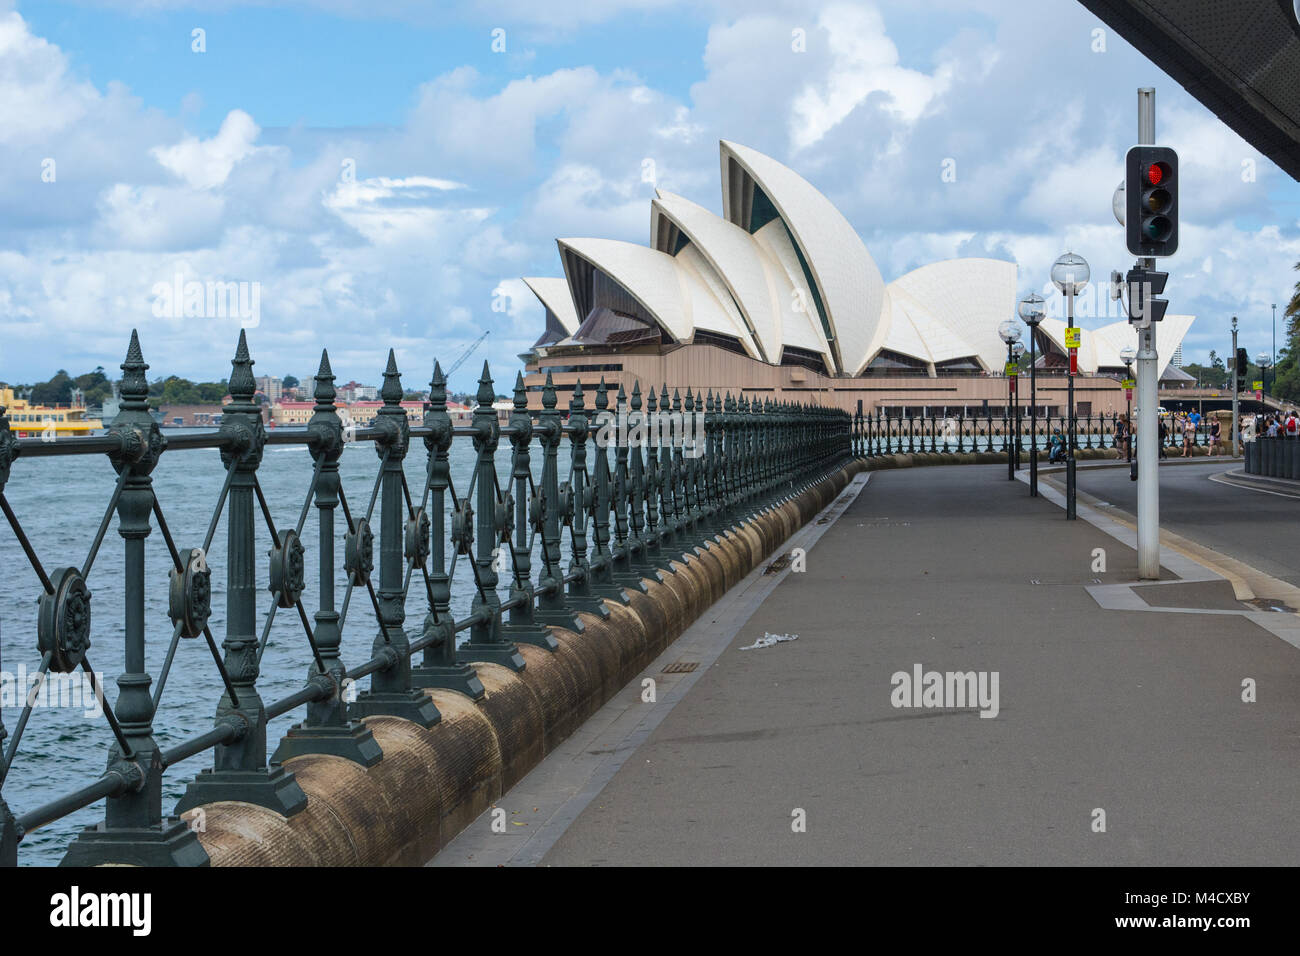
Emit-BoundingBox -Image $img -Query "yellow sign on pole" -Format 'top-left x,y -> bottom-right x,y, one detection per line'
1064,327 -> 1081,349
1253,380 -> 1263,391
1005,362 -> 1018,377
1121,378 -> 1135,389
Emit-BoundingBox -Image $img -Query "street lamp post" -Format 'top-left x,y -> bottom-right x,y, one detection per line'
1019,292 -> 1046,497
1052,252 -> 1090,520
1012,340 -> 1026,471
1120,346 -> 1136,463
998,319 -> 1022,480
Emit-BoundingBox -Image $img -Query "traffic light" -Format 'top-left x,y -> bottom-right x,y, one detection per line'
1236,347 -> 1248,391
1125,267 -> 1168,327
1125,146 -> 1179,257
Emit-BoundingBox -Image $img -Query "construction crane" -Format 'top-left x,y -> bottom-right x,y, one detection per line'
444,330 -> 490,377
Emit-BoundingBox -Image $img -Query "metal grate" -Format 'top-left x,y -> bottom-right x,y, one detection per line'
662,660 -> 699,673
764,553 -> 792,574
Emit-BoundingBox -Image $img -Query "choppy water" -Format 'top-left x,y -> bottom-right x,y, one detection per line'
0,428 -> 574,865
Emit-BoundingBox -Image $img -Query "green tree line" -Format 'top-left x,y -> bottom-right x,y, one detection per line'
1272,261 -> 1300,403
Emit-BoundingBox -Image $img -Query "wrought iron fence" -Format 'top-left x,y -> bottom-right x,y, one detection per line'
849,409 -> 1225,458
0,330 -> 851,866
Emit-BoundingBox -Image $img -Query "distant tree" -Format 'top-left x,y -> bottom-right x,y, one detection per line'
196,381 -> 228,403
282,375 -> 299,389
30,370 -> 74,405
1271,262 -> 1300,402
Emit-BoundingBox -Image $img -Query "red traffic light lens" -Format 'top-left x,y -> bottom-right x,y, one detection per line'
1144,161 -> 1175,185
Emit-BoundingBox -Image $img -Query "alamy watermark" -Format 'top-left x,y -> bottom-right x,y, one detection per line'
151,274 -> 261,328
593,410 -> 707,458
890,663 -> 1000,718
1,665 -> 105,718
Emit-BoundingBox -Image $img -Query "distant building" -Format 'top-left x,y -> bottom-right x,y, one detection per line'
1170,344 -> 1184,368
255,375 -> 283,403
270,399 -> 428,427
158,404 -> 224,427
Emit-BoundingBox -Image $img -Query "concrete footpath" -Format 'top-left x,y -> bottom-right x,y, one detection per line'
438,464 -> 1300,866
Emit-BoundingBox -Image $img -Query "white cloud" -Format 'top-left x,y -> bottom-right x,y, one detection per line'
152,110 -> 262,190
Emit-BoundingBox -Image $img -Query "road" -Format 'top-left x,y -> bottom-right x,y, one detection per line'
1071,460 -> 1300,586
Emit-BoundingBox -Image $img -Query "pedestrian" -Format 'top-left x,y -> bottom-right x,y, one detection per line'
1208,417 -> 1221,455
1181,413 -> 1195,456
1115,414 -> 1129,460
1158,417 -> 1168,459
1266,416 -> 1280,438
1048,427 -> 1066,463
1286,411 -> 1299,440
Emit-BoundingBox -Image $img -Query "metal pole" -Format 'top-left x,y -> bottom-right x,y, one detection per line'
1231,317 -> 1240,457
1029,328 -> 1038,495
1007,340 -> 1015,480
1136,87 -> 1160,579
1066,287 -> 1076,519
1124,361 -> 1133,461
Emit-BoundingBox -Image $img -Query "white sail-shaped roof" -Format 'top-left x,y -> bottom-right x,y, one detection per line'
885,258 -> 1018,372
749,219 -> 838,368
556,237 -> 759,357
720,140 -> 886,376
651,190 -> 785,364
1038,315 -> 1193,378
521,276 -> 580,335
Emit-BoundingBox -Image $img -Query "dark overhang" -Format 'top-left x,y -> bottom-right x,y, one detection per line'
1078,0 -> 1300,180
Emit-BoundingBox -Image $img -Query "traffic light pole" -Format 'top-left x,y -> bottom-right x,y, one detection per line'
1135,88 -> 1160,580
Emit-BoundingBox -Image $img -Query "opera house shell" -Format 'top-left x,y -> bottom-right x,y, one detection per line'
522,140 -> 1194,414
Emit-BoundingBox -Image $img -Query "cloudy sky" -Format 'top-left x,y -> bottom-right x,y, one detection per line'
2,0 -> 1298,393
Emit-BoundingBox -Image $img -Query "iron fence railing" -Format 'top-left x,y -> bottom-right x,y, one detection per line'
850,410 -> 1226,458
0,330 -> 851,866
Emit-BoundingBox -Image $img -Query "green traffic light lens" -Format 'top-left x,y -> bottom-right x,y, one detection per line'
1143,215 -> 1172,241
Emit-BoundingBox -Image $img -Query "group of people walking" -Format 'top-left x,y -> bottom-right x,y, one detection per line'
1112,409 -> 1225,460
1260,411 -> 1300,440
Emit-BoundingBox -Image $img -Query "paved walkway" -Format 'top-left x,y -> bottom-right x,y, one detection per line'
436,464 -> 1300,866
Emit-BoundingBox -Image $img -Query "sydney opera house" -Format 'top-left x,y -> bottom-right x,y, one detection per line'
521,140 -> 1194,417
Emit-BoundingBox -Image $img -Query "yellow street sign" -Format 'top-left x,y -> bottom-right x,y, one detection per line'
1064,327 -> 1081,348
1253,380 -> 1263,391
1005,362 -> 1018,377
1121,378 -> 1135,388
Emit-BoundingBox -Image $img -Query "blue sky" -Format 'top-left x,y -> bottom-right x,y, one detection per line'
2,0 -> 1298,393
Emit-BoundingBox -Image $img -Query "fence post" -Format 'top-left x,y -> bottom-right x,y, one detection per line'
501,372 -> 558,649
61,332 -> 209,865
273,350 -> 383,764
642,386 -> 674,573
588,379 -> 631,601
411,361 -> 485,697
349,351 -> 444,723
610,383 -> 648,592
176,331 -> 309,818
557,380 -> 610,619
658,385 -> 679,557
452,362 -> 526,671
